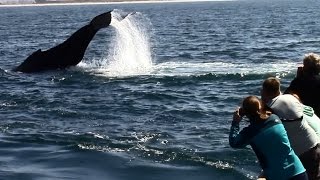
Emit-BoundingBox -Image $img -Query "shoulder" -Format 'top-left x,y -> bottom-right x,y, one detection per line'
278,94 -> 296,100
301,75 -> 320,84
287,77 -> 305,89
268,95 -> 288,108
244,116 -> 281,136
262,114 -> 283,129
314,75 -> 320,84
267,114 -> 281,123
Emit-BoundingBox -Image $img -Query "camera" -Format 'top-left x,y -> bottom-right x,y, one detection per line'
239,108 -> 245,117
297,66 -> 303,78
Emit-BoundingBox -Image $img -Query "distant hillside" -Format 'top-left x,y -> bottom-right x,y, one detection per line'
34,0 -> 125,3
0,0 -> 131,4
0,0 -> 35,4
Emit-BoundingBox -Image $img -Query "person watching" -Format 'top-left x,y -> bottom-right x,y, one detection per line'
262,77 -> 320,180
229,96 -> 307,180
285,53 -> 320,117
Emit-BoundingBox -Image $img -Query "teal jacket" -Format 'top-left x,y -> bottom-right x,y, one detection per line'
229,114 -> 305,180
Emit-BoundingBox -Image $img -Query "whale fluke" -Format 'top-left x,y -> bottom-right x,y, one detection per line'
13,11 -> 113,73
90,11 -> 112,30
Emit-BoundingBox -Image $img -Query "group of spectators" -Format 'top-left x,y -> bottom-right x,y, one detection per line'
229,53 -> 320,180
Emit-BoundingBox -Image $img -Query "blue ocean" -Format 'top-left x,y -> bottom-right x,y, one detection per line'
0,0 -> 320,179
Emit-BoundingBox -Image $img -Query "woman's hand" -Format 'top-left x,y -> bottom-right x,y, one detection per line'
233,107 -> 243,123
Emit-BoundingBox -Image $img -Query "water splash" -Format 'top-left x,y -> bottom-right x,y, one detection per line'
78,10 -> 298,78
83,10 -> 153,77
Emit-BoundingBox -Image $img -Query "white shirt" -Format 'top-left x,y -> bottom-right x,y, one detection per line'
268,94 -> 303,120
267,94 -> 319,155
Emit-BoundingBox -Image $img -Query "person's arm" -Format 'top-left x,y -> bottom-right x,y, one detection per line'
284,77 -> 300,95
229,108 -> 251,148
303,106 -> 320,137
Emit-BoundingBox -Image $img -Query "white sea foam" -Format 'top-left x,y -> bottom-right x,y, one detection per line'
152,61 -> 299,77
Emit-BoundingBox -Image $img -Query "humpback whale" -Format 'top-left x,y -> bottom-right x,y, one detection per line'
13,11 -> 112,73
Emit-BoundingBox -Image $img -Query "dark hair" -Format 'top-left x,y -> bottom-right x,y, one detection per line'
262,77 -> 280,95
242,96 -> 261,117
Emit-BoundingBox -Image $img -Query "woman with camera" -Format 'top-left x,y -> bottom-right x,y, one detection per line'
229,96 -> 308,180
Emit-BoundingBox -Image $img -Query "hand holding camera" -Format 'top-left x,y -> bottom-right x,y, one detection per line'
233,107 -> 244,123
296,66 -> 303,78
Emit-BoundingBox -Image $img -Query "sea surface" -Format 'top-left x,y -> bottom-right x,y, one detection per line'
0,0 -> 320,179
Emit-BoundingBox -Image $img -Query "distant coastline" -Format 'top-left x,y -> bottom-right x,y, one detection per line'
0,0 -> 164,6
33,0 -> 152,3
0,0 -> 232,6
0,0 -> 153,5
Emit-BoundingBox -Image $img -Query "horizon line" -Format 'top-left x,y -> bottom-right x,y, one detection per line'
0,0 -> 236,7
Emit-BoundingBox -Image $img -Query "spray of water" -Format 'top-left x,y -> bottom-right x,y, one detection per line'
83,10 -> 153,77
78,10 -> 297,78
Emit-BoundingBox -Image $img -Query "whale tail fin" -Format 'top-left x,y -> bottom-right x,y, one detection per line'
90,11 -> 112,30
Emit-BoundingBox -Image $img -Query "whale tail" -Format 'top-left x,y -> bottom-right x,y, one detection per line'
13,11 -> 114,73
90,11 -> 112,30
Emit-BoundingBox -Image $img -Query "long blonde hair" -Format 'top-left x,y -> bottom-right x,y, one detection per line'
303,53 -> 320,75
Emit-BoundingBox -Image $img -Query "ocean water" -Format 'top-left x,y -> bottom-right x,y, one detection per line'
0,0 -> 320,179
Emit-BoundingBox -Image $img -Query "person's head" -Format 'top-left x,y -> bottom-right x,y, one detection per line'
303,53 -> 320,76
241,96 -> 269,122
261,77 -> 281,103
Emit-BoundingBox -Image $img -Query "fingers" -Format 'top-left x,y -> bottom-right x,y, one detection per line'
233,107 -> 242,122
